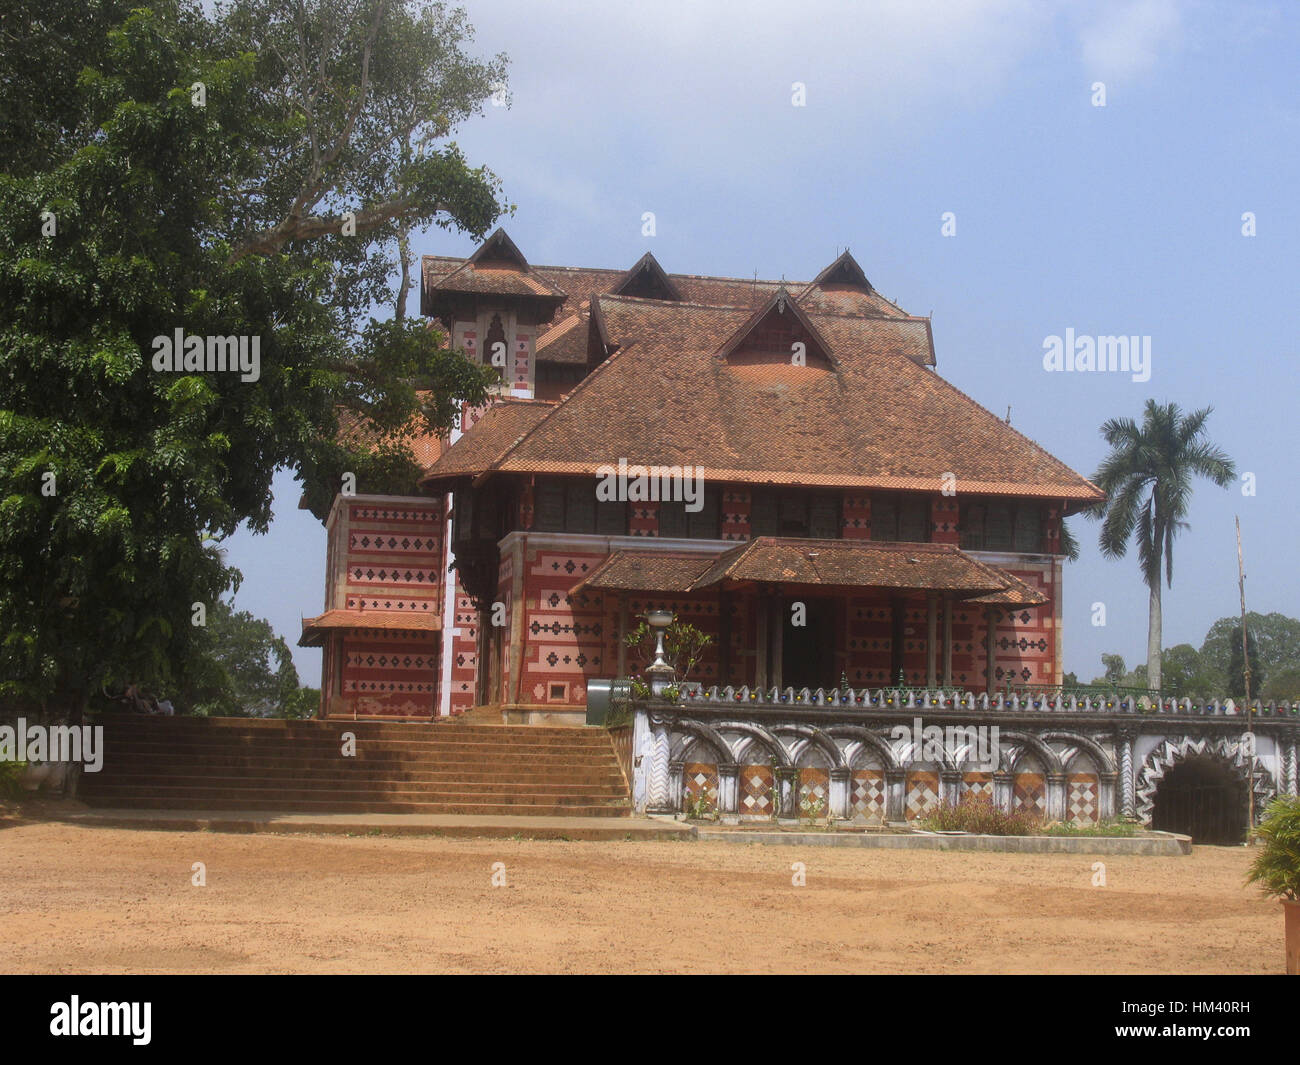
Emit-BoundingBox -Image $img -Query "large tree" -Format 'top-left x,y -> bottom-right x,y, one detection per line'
0,0 -> 504,720
1089,401 -> 1235,690
177,599 -> 317,717
1225,624 -> 1265,702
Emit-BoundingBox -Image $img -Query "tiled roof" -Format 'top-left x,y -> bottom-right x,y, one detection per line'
572,552 -> 716,594
420,398 -> 554,483
565,539 -> 1051,601
420,251 -> 911,361
534,311 -> 590,365
969,570 -> 1049,605
481,295 -> 1101,502
689,538 -> 1020,595
299,610 -> 441,647
335,402 -> 443,469
429,260 -> 567,299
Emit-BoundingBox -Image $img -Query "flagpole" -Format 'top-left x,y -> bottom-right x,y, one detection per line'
1235,516 -> 1254,839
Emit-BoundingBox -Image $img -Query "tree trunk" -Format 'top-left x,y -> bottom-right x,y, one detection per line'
1147,579 -> 1163,690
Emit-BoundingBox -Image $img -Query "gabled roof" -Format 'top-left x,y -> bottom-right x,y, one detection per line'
689,538 -> 1017,595
810,249 -> 872,290
569,539 -> 1052,601
468,227 -> 530,269
421,228 -> 567,314
420,248 -> 913,342
469,294 -> 1102,502
716,285 -> 837,369
612,252 -> 682,301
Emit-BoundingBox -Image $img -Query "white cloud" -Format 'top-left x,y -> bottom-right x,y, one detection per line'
1076,0 -> 1183,81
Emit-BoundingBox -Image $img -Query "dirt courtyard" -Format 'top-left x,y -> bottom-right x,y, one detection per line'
0,818 -> 1283,974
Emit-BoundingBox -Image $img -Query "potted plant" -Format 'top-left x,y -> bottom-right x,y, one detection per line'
1245,795 -> 1300,974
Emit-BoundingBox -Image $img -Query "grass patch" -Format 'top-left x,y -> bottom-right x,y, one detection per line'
1043,818 -> 1138,838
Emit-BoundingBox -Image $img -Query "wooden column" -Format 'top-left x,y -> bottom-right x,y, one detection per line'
617,594 -> 628,677
755,592 -> 769,691
942,594 -> 953,687
771,591 -> 784,690
985,607 -> 997,695
719,588 -> 731,685
926,593 -> 937,689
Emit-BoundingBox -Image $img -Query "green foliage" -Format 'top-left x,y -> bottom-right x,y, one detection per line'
1043,818 -> 1137,837
1203,612 -> 1300,686
623,618 -> 713,685
1246,796 -> 1300,901
1090,400 -> 1236,589
1087,400 -> 1235,687
1101,653 -> 1126,686
1081,613 -> 1300,701
1262,667 -> 1300,703
0,759 -> 27,799
1226,624 -> 1265,700
683,789 -> 716,821
0,1 -> 507,713
176,599 -> 316,717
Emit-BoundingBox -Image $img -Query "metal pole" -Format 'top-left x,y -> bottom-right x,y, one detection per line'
1236,516 -> 1254,837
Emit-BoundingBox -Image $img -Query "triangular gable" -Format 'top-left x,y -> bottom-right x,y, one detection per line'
612,252 -> 682,301
468,227 -> 530,270
809,249 -> 872,291
716,286 -> 836,369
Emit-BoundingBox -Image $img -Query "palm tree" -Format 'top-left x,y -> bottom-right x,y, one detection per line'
1089,401 -> 1236,690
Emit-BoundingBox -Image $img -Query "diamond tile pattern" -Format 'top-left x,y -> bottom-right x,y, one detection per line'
851,769 -> 885,820
1013,772 -> 1046,818
682,762 -> 719,813
905,770 -> 940,821
798,767 -> 830,818
740,764 -> 774,817
1068,773 -> 1099,824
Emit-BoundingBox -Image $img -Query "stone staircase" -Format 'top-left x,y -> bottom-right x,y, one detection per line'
78,716 -> 631,817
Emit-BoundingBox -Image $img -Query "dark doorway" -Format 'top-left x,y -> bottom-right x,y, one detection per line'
782,597 -> 836,690
1150,755 -> 1247,845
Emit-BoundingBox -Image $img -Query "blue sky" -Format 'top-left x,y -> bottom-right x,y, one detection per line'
225,0 -> 1300,686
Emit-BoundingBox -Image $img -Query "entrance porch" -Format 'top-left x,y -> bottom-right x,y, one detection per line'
576,537 -> 1056,694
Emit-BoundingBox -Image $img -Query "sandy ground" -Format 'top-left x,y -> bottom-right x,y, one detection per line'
0,815 -> 1283,974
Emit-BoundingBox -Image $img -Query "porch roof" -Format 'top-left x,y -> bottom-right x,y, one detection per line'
298,610 -> 441,647
573,551 -> 716,594
576,538 -> 1047,602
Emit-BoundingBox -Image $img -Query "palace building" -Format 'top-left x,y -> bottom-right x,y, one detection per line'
299,228 -> 1105,722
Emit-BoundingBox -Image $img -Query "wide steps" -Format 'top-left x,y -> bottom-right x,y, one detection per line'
81,715 -> 631,817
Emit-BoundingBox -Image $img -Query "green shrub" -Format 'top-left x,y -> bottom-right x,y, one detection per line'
920,794 -> 1043,836
0,760 -> 26,800
1246,796 -> 1300,901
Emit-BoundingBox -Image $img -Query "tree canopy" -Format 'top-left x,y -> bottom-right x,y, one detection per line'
0,0 -> 505,716
1088,400 -> 1235,689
